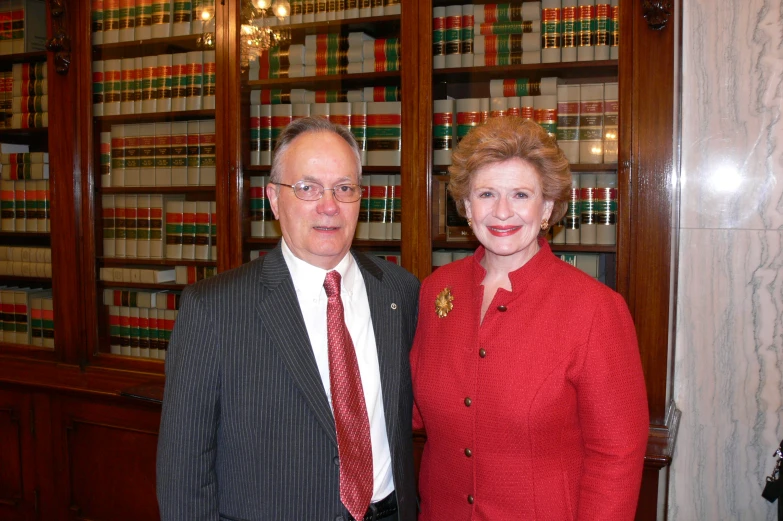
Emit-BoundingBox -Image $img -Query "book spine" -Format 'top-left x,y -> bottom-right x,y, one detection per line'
198,119 -> 216,185
565,176 -> 580,244
259,105 -> 272,166
433,7 -> 446,69
172,0 -> 192,35
209,201 -> 217,260
130,307 -> 141,357
141,55 -> 157,113
151,0 -> 172,38
165,199 -> 184,259
610,0 -> 619,59
119,0 -> 136,41
137,194 -> 151,258
534,95 -> 558,138
139,307 -> 150,358
195,201 -> 210,260
249,176 -> 265,238
594,3 -> 610,60
103,0 -> 120,43
154,121 -> 172,186
138,123 -> 156,186
249,104 -> 261,166
42,297 -> 54,348
366,101 -> 401,166
603,81 -> 618,163
186,119 -> 200,184
350,101 -> 367,165
93,60 -> 104,117
171,53 -> 187,111
202,50 -> 216,109
368,174 -> 389,240
92,0 -> 104,45
136,0 -> 153,40
181,201 -> 196,259
102,194 -> 116,256
150,195 -> 164,258
432,99 -> 454,166
124,194 -> 138,257
13,180 -> 25,232
170,121 -> 187,185
157,53 -> 173,112
455,98 -> 480,145
579,173 -> 597,244
556,84 -> 580,163
541,2 -> 561,63
578,83 -> 604,163
595,173 -> 617,245
561,4 -> 577,61
577,1 -> 595,61
185,51 -> 203,110
103,59 -> 122,115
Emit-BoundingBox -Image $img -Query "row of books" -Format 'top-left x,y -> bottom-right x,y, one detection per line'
250,249 -> 401,266
103,287 -> 181,310
249,174 -> 402,241
101,120 -> 216,187
250,101 -> 401,166
101,195 -> 218,261
91,0 -> 216,45
0,246 -> 51,278
93,52 -> 217,117
0,286 -> 53,347
251,86 -> 400,105
434,0 -> 619,69
0,179 -> 50,232
4,63 -> 47,128
433,80 -> 618,165
0,0 -> 46,55
0,151 -> 49,180
107,305 -> 177,359
249,35 -> 400,79
552,172 -> 617,246
100,266 -> 177,284
262,0 -> 401,26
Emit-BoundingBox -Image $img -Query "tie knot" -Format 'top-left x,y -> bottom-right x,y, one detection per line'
323,270 -> 342,298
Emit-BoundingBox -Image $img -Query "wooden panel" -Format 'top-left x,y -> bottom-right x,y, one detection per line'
0,389 -> 35,521
53,396 -> 161,521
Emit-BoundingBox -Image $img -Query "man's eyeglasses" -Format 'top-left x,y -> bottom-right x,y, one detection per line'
276,180 -> 362,203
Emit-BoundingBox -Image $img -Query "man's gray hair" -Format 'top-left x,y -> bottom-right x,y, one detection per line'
269,116 -> 363,184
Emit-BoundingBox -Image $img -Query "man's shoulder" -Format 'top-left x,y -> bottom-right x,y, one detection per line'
186,256 -> 267,298
353,251 -> 420,289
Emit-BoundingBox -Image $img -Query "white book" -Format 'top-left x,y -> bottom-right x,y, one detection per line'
118,307 -> 131,355
259,105 -> 272,165
371,0 -> 384,17
170,121 -> 188,185
125,194 -> 138,257
172,0 -> 191,36
114,194 -> 127,257
151,0 -> 172,38
141,55 -> 158,113
250,176 -> 265,238
165,199 -> 184,259
93,60 -> 104,117
185,51 -> 203,111
556,84 -> 581,164
209,201 -> 217,260
562,0 -> 578,62
119,0 -> 136,41
150,195 -> 165,258
385,1 -> 401,15
171,53 -> 188,112
153,121 -> 172,186
156,54 -> 173,112
249,105 -> 261,166
103,0 -> 120,44
202,50 -> 216,110
137,194 -> 151,258
148,308 -> 159,359
139,307 -> 151,358
119,58 -> 136,114
433,99 -> 454,166
123,124 -> 140,186
129,307 -> 141,357
137,122 -> 156,186
577,0 -> 596,62
134,56 -> 144,113
579,83 -> 605,164
391,174 -> 401,240
110,124 -> 126,187
102,194 -> 116,257
181,201 -> 197,260
603,82 -> 619,163
100,131 -> 112,187
103,59 -> 122,115
135,0 -> 152,40
368,174 -> 389,240
186,119 -> 201,185
199,119 -> 216,185
358,0 -> 371,18
195,201 -> 210,260
367,101 -> 401,166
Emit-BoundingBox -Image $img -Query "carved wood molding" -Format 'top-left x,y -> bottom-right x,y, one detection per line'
45,0 -> 71,75
641,0 -> 673,30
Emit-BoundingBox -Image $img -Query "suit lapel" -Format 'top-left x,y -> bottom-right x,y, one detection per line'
354,251 -> 401,449
255,247 -> 337,447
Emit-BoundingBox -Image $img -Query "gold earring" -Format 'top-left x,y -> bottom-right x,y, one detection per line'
467,218 -> 472,227
540,219 -> 549,230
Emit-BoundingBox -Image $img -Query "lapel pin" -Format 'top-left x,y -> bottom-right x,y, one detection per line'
391,303 -> 397,310
435,287 -> 454,318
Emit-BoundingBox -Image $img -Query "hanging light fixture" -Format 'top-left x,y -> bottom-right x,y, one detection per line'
239,0 -> 291,69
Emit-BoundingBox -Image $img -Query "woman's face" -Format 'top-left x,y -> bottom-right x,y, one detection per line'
464,158 -> 554,267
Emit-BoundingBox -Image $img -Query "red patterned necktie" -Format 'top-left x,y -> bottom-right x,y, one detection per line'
323,270 -> 373,520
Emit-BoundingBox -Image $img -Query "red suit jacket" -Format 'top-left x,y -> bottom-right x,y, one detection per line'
411,242 -> 648,520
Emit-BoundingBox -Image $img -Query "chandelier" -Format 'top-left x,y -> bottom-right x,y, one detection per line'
241,0 -> 291,68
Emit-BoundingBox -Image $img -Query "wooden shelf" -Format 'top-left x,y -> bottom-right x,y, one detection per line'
94,109 -> 216,126
0,275 -> 52,284
92,35 -> 206,60
98,281 -> 186,291
100,186 -> 216,194
246,71 -> 400,90
432,60 -> 619,83
99,257 -> 217,267
0,51 -> 47,67
274,14 -> 401,37
0,127 -> 47,145
245,165 -> 400,174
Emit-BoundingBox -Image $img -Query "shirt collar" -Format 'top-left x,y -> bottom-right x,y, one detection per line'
281,238 -> 357,300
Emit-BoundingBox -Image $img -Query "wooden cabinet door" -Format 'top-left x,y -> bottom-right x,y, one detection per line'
0,389 -> 37,521
51,395 -> 161,521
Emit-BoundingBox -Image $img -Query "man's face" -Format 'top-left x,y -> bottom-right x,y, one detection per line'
267,131 -> 360,270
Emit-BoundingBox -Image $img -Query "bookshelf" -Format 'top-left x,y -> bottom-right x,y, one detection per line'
0,0 -> 681,519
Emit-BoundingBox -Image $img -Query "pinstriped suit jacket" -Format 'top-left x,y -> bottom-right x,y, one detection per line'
156,246 -> 420,521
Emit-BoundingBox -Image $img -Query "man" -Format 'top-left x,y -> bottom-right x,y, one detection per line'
157,117 -> 420,521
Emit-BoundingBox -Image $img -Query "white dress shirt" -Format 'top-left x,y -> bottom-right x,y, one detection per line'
281,240 -> 394,502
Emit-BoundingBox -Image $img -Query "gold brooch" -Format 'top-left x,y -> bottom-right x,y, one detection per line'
435,287 -> 454,318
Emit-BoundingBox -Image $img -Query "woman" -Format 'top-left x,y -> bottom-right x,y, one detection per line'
411,117 -> 648,520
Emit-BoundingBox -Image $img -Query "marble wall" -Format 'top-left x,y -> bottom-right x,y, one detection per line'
668,0 -> 783,519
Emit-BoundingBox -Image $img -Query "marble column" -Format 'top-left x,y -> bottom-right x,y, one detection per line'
669,0 -> 783,519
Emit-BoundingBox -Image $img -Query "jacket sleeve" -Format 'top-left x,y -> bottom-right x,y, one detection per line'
156,285 -> 221,521
576,291 -> 649,520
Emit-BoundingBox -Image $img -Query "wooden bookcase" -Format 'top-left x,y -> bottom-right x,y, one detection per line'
0,1 -> 681,519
